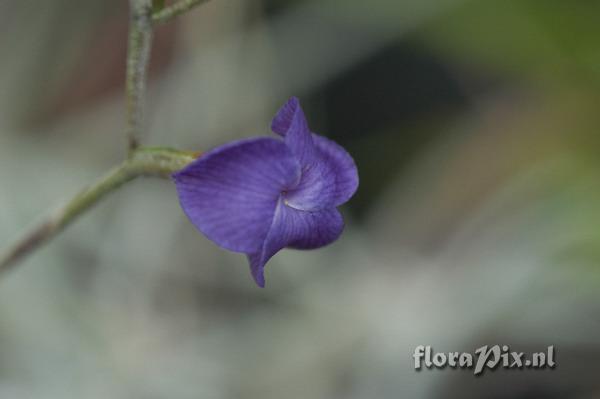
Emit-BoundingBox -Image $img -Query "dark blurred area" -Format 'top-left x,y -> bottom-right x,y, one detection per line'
1,0 -> 600,398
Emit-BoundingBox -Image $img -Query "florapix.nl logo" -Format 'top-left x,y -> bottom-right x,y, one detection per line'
413,345 -> 556,376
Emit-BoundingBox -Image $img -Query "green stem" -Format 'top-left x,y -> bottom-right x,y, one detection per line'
0,0 -> 212,275
152,0 -> 211,25
0,147 -> 196,275
126,0 -> 153,152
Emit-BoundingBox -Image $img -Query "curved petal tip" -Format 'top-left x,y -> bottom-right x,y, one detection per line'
247,252 -> 266,287
271,96 -> 300,136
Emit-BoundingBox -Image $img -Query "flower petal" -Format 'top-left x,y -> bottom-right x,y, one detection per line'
271,96 -> 299,136
283,133 -> 358,210
312,134 -> 359,206
173,137 -> 301,253
247,202 -> 344,287
271,97 -> 315,166
283,155 -> 337,211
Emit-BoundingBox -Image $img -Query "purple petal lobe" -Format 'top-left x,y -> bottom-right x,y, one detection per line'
283,134 -> 358,210
271,97 -> 315,165
286,207 -> 344,249
283,156 -> 337,211
247,201 -> 344,287
173,137 -> 301,253
312,134 -> 359,206
271,97 -> 299,136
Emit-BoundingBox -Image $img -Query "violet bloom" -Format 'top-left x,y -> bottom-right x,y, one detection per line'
173,97 -> 358,287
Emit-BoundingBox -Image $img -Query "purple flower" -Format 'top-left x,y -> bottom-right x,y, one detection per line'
173,97 -> 358,287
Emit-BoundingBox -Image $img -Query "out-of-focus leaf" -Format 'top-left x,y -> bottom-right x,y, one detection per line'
420,0 -> 600,85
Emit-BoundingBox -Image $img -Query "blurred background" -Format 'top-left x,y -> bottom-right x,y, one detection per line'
1,0 -> 599,397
